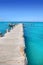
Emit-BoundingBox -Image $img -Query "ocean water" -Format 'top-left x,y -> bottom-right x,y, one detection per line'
0,22 -> 43,65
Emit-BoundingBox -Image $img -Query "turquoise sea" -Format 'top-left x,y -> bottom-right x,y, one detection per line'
0,22 -> 43,65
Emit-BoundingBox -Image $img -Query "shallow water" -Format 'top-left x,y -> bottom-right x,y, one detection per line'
0,22 -> 43,65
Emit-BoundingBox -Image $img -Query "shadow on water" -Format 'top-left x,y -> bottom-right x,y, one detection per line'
23,24 -> 30,65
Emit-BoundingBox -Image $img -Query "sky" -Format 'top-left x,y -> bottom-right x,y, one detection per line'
0,0 -> 43,22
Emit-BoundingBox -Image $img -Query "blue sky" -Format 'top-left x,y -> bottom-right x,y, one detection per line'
0,0 -> 43,21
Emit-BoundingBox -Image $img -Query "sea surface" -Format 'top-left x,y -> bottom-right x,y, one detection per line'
0,22 -> 43,65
